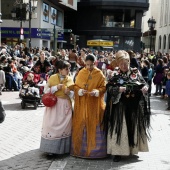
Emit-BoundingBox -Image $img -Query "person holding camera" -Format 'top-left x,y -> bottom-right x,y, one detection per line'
103,50 -> 151,162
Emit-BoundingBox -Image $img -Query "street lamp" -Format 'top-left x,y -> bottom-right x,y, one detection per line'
11,0 -> 38,48
148,17 -> 156,52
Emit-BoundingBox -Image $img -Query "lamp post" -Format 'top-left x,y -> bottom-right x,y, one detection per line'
11,1 -> 24,47
11,0 -> 38,48
23,0 -> 38,48
148,17 -> 156,52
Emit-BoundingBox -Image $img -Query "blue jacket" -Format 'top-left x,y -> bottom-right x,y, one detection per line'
166,80 -> 170,95
148,68 -> 154,81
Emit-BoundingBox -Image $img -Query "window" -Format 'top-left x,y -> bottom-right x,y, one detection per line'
57,11 -> 63,27
68,0 -> 73,6
51,7 -> 57,25
168,35 -> 170,49
102,9 -> 135,28
102,10 -> 123,27
159,35 -> 162,50
163,35 -> 166,49
124,37 -> 134,50
164,0 -> 168,25
160,0 -> 164,27
43,3 -> 49,22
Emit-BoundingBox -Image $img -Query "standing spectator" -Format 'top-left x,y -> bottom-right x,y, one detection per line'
153,59 -> 164,95
148,50 -> 156,64
141,59 -> 149,82
97,56 -> 105,71
165,71 -> 170,110
140,53 -> 148,62
152,51 -> 162,68
0,66 -> 6,95
77,48 -> 86,68
128,51 -> 139,69
103,50 -> 151,162
40,60 -> 74,155
68,49 -> 78,74
148,60 -> 154,96
71,55 -> 107,158
162,68 -> 169,99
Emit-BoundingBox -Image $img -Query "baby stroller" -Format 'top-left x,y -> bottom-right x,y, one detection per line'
19,72 -> 41,110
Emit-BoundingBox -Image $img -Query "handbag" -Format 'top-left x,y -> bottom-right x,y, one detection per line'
0,101 -> 6,123
42,89 -> 57,107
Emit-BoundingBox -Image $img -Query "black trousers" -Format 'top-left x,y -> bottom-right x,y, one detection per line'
168,96 -> 170,107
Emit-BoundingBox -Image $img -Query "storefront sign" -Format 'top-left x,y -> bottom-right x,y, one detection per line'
87,40 -> 113,47
1,27 -> 64,41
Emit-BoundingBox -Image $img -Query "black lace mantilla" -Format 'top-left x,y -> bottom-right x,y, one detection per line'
103,67 -> 151,147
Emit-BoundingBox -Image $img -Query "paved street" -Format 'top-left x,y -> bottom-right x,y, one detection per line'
0,89 -> 170,170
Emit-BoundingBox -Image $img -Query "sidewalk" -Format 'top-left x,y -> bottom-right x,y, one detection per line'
0,90 -> 170,170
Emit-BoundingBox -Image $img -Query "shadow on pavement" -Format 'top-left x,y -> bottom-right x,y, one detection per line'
3,103 -> 44,111
3,103 -> 22,111
0,149 -> 144,170
0,149 -> 53,170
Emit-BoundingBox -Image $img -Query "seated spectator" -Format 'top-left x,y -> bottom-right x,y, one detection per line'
32,51 -> 51,74
27,57 -> 34,69
3,60 -> 19,91
0,55 -> 8,68
11,57 -> 21,89
20,73 -> 39,97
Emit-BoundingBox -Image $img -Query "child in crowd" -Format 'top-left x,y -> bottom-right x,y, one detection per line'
165,71 -> 170,110
0,66 -> 6,95
20,73 -> 39,97
37,73 -> 47,95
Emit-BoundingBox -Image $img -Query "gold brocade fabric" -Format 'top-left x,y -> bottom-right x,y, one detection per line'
48,74 -> 74,98
72,67 -> 106,156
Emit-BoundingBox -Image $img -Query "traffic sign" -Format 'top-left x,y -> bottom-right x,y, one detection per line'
37,28 -> 72,33
64,29 -> 72,32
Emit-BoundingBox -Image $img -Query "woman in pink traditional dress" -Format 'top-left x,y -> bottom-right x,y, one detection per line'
40,60 -> 74,155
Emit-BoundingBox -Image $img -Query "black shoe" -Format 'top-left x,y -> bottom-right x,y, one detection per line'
113,155 -> 121,162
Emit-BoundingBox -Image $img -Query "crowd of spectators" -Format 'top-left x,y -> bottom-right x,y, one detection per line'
0,43 -> 170,109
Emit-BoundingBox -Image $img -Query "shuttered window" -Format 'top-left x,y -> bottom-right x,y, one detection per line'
68,0 -> 73,6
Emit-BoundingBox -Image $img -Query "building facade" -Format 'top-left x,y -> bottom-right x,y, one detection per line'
155,0 -> 170,53
66,0 -> 149,51
0,0 -> 77,49
142,0 -> 159,53
142,0 -> 170,54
